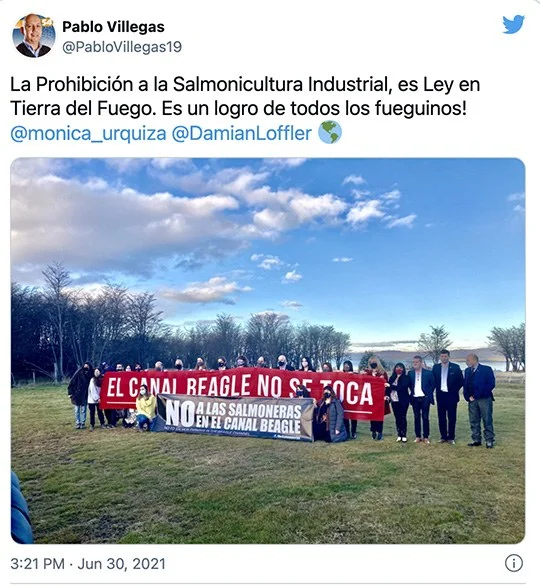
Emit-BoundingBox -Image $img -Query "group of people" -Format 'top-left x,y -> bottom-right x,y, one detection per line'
67,350 -> 497,446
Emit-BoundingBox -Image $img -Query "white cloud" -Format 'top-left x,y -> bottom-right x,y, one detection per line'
386,214 -> 417,228
282,270 -> 303,283
253,255 -> 284,270
508,192 -> 525,202
263,158 -> 308,169
11,164 -> 246,279
513,204 -> 525,214
161,277 -> 253,305
332,257 -> 353,263
347,200 -> 385,224
281,300 -> 304,310
381,189 -> 401,201
343,174 -> 366,185
352,189 -> 371,199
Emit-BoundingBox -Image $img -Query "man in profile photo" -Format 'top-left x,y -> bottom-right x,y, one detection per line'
16,14 -> 51,58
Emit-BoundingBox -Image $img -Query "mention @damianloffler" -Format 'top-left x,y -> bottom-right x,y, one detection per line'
172,125 -> 312,142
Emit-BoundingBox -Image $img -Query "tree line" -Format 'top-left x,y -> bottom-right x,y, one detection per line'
11,263 -> 525,383
11,263 -> 352,383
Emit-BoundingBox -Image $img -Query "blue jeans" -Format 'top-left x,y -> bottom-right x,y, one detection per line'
137,415 -> 153,430
74,405 -> 87,426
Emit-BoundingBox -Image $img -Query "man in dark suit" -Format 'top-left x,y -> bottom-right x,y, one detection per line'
432,349 -> 464,444
16,14 -> 51,58
463,353 -> 496,448
408,355 -> 435,443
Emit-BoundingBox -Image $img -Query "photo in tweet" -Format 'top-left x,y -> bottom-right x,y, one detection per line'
10,157 -> 524,545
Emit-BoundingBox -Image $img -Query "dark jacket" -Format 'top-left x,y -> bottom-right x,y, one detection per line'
11,471 -> 33,544
432,361 -> 464,403
276,363 -> 295,371
387,373 -> 410,405
407,368 -> 435,404
463,364 -> 496,401
16,42 -> 51,58
67,366 -> 93,405
324,398 -> 348,443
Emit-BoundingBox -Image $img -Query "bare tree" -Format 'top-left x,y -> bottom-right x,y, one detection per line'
125,292 -> 164,365
42,262 -> 72,381
488,324 -> 525,372
332,331 -> 351,370
417,325 -> 452,364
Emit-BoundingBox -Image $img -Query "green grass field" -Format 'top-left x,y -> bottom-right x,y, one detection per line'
11,382 -> 525,544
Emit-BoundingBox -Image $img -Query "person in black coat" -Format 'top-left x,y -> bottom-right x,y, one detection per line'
67,362 -> 93,429
432,349 -> 464,444
407,355 -> 435,443
388,362 -> 410,442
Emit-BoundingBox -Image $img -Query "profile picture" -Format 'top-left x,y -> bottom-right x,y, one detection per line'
13,14 -> 55,58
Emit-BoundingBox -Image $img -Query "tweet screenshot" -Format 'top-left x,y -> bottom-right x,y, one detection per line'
4,0 -> 538,586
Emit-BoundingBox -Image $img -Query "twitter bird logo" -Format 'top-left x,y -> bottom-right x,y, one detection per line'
503,15 -> 524,34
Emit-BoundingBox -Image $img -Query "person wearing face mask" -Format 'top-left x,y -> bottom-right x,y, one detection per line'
361,355 -> 390,440
235,355 -> 249,368
255,356 -> 268,368
67,361 -> 93,430
341,360 -> 358,439
300,357 -> 316,372
314,385 -> 348,443
135,385 -> 156,432
216,356 -> 228,371
276,354 -> 294,371
194,357 -> 207,371
174,359 -> 184,370
387,362 -> 410,442
321,362 -> 333,373
295,384 -> 311,398
133,363 -> 143,372
87,368 -> 105,430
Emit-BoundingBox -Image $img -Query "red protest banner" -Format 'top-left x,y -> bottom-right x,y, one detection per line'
100,368 -> 387,420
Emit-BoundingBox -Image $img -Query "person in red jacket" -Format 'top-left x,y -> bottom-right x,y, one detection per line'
360,355 -> 390,440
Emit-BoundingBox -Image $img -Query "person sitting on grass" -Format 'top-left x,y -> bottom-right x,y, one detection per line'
135,385 -> 156,432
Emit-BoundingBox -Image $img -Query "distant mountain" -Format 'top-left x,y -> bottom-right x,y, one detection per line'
347,347 -> 505,365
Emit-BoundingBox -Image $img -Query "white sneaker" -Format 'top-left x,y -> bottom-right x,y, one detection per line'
396,436 -> 402,442
401,437 -> 407,443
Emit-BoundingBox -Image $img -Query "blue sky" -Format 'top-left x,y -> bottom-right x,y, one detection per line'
11,158 -> 525,350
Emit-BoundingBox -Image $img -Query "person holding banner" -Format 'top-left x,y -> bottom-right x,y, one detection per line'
387,362 -> 410,442
194,357 -> 207,371
361,356 -> 390,440
135,385 -> 156,432
342,360 -> 358,440
314,386 -> 347,443
235,355 -> 249,367
216,357 -> 228,370
300,357 -> 316,372
276,354 -> 294,371
256,356 -> 268,368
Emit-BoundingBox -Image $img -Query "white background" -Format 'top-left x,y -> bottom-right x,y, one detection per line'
2,0 -> 538,586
